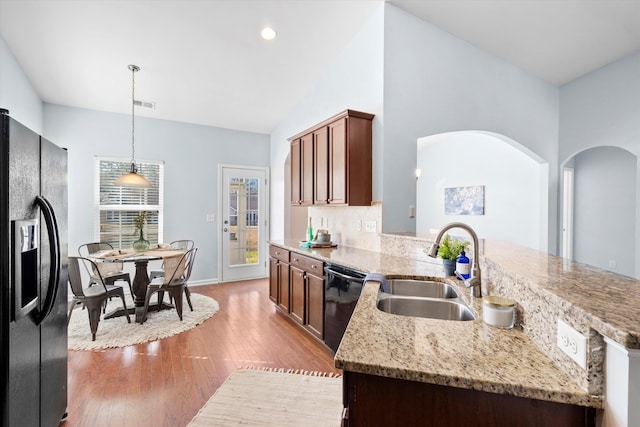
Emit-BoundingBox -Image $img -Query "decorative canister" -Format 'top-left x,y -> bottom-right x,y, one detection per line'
482,295 -> 516,328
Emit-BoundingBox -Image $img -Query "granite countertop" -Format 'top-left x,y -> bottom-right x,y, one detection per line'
336,281 -> 600,407
269,240 -> 616,408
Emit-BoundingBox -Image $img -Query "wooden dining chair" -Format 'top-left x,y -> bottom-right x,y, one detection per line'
142,248 -> 197,323
68,256 -> 131,341
78,242 -> 132,295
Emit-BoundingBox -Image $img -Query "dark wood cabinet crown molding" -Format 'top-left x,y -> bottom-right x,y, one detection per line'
287,109 -> 375,142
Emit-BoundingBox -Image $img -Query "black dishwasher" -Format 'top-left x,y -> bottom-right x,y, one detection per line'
324,263 -> 367,353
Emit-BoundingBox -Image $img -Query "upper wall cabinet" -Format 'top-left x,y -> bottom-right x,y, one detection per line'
289,109 -> 374,206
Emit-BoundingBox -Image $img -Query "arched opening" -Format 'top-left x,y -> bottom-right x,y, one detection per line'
561,146 -> 637,277
416,130 -> 549,251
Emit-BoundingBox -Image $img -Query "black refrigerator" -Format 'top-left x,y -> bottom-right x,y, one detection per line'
0,109 -> 68,427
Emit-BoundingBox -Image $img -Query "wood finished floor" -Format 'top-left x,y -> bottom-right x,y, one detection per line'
65,278 -> 340,427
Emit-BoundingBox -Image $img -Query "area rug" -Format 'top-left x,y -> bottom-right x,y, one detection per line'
187,368 -> 343,427
68,292 -> 219,351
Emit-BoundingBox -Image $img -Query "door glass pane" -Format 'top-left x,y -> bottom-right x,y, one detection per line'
228,176 -> 260,266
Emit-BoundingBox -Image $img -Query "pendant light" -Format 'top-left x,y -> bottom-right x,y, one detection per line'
114,64 -> 152,188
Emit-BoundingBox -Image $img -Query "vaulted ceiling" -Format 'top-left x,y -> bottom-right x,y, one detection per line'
1,0 -> 638,134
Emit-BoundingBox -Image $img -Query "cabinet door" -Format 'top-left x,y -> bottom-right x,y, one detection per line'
306,273 -> 324,340
290,139 -> 301,205
278,262 -> 290,313
328,118 -> 347,204
314,126 -> 329,205
301,133 -> 314,205
268,257 -> 278,303
290,266 -> 306,325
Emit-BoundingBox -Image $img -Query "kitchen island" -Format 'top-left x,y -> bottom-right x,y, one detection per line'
270,237 -> 640,426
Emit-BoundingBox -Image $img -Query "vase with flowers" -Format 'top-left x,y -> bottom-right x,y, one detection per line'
132,211 -> 150,253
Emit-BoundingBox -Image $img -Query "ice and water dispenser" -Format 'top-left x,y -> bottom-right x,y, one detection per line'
12,219 -> 39,320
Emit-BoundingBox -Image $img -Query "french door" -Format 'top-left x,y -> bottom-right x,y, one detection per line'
219,165 -> 269,282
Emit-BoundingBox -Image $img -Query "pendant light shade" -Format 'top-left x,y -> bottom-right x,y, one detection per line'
114,64 -> 152,188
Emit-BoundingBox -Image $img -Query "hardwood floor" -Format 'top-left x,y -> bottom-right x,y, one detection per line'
65,279 -> 340,427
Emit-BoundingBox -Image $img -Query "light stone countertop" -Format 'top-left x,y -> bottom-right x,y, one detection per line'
269,240 -> 611,408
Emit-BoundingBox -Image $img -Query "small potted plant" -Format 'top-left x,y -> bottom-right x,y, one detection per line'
434,234 -> 469,276
132,211 -> 150,253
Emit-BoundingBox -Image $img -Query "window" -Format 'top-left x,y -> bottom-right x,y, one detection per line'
94,157 -> 164,249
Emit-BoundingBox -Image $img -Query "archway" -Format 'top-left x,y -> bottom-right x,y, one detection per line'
416,130 -> 548,251
561,146 -> 637,277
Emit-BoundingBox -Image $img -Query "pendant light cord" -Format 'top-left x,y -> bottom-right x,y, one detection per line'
129,64 -> 140,165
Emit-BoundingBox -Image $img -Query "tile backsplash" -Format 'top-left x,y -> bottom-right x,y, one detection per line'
308,202 -> 382,252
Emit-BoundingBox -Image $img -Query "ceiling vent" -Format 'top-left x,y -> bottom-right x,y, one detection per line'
133,99 -> 156,109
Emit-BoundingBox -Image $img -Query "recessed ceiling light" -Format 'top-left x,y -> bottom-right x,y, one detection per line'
261,27 -> 277,41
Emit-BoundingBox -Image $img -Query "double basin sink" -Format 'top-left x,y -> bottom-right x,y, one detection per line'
376,279 -> 476,321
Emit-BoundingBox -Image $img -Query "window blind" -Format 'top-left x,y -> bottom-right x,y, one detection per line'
94,157 -> 164,249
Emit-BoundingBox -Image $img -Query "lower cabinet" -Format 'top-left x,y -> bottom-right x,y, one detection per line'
270,245 -> 325,343
269,246 -> 290,312
290,265 -> 306,324
342,371 -> 596,427
305,272 -> 324,340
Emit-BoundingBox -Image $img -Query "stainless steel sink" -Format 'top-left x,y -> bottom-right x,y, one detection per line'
383,279 -> 458,299
376,296 -> 476,321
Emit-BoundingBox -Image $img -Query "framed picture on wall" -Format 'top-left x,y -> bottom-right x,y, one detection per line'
444,185 -> 485,215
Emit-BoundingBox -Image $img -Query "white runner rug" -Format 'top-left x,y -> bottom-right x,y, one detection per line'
188,369 -> 343,427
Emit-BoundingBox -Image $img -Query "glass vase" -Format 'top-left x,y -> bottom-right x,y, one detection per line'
133,229 -> 150,253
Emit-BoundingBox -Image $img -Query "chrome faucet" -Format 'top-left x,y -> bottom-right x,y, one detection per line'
427,222 -> 482,297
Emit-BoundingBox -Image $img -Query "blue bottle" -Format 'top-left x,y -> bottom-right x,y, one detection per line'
456,250 -> 470,280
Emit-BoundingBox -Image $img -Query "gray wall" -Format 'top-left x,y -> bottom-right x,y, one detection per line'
43,104 -> 270,282
573,147 -> 636,277
559,52 -> 640,277
0,35 -> 43,133
382,4 -> 560,253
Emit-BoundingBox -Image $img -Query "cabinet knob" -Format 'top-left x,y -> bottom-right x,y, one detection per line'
311,265 -> 317,269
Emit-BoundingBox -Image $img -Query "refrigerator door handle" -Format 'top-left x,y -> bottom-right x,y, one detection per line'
33,195 -> 61,325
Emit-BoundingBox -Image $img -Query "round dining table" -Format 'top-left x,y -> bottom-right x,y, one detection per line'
91,249 -> 185,323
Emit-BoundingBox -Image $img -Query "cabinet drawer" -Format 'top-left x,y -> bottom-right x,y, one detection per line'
290,253 -> 324,276
269,245 -> 290,263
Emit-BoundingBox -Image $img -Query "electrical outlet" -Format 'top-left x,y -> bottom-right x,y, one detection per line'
557,319 -> 587,369
364,220 -> 377,233
608,260 -> 617,269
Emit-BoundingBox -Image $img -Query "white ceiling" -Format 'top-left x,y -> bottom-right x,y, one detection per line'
1,0 -> 639,134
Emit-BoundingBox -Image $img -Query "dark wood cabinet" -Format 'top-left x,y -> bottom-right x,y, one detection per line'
268,246 -> 290,313
290,139 -> 301,205
300,133 -> 314,205
305,272 -> 324,339
289,265 -> 305,325
289,109 -> 374,206
328,118 -> 347,204
313,126 -> 329,205
342,371 -> 595,427
271,247 -> 325,342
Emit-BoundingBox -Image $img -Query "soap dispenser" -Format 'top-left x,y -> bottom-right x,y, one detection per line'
456,250 -> 470,280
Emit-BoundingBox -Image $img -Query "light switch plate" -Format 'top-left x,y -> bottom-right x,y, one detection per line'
206,213 -> 215,223
557,319 -> 587,369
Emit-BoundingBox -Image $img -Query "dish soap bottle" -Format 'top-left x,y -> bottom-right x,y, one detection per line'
306,217 -> 313,242
456,250 -> 470,280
